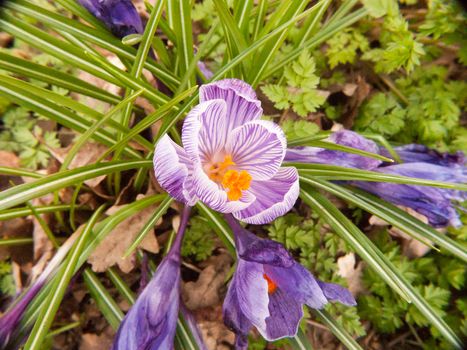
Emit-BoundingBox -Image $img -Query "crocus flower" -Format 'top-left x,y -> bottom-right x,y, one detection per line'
77,0 -> 144,38
354,162 -> 467,227
285,130 -> 382,170
112,207 -> 190,349
154,79 -> 299,224
380,144 -> 466,167
222,215 -> 356,348
0,233 -> 78,349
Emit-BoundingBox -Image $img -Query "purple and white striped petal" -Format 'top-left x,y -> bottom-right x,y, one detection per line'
233,167 -> 299,225
190,162 -> 256,213
234,260 -> 270,332
199,79 -> 263,131
182,99 -> 228,163
226,120 -> 287,181
153,135 -> 196,205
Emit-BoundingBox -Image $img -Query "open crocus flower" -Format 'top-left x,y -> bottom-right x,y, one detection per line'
78,0 -> 144,38
154,79 -> 299,224
285,130 -> 382,170
222,215 -> 356,348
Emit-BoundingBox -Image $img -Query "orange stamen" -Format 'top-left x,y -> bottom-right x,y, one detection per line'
263,274 -> 277,294
222,170 -> 252,201
208,155 -> 236,182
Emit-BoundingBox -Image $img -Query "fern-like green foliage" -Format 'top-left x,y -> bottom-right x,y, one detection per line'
0,261 -> 15,297
261,51 -> 327,117
181,216 -> 215,261
359,229 -> 466,348
325,28 -> 369,69
363,14 -> 425,73
355,66 -> 467,150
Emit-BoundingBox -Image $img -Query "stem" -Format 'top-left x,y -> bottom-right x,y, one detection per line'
168,206 -> 192,255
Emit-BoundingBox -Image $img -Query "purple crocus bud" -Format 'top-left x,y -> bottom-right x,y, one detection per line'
222,215 -> 356,347
285,130 -> 382,170
112,207 -> 190,349
0,283 -> 42,348
197,61 -> 214,80
0,232 -> 78,348
77,0 -> 144,38
380,144 -> 466,167
153,79 -> 300,224
354,163 -> 467,227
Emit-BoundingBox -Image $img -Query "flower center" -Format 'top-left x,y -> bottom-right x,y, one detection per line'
263,274 -> 278,294
208,155 -> 252,201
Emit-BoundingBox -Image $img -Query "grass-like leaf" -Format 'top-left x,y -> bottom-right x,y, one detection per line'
23,205 -> 106,350
0,160 -> 153,211
300,186 -> 463,349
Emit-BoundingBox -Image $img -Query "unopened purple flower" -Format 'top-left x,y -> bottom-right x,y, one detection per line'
112,207 -> 191,350
78,0 -> 144,38
0,283 -> 42,348
285,130 -> 382,170
354,163 -> 467,227
154,79 -> 299,224
380,144 -> 466,167
222,215 -> 356,347
112,253 -> 180,349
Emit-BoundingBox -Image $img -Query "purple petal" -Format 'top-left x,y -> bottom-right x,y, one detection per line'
354,161 -> 467,227
0,282 -> 43,348
240,238 -> 295,268
223,277 -> 253,340
264,263 -> 328,309
197,61 -> 214,80
78,0 -> 144,38
381,144 -> 466,167
317,280 -> 356,306
285,130 -> 382,170
263,288 -> 303,341
112,255 -> 180,350
354,180 -> 461,227
190,161 -> 256,213
182,99 -> 228,163
226,120 -> 287,181
233,167 -> 299,224
199,79 -> 262,130
234,260 -> 270,332
153,135 -> 196,205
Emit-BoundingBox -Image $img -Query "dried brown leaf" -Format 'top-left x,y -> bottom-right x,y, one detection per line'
87,199 -> 160,273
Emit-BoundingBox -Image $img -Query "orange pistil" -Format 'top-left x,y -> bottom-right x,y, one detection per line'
208,155 -> 236,182
263,274 -> 278,294
222,169 -> 252,201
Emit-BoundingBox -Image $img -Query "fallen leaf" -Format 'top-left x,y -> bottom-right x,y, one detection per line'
369,207 -> 434,258
337,253 -> 365,296
88,197 -> 160,273
182,254 -> 232,309
199,320 -> 235,350
79,331 -> 114,350
0,151 -> 19,167
51,142 -> 109,187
